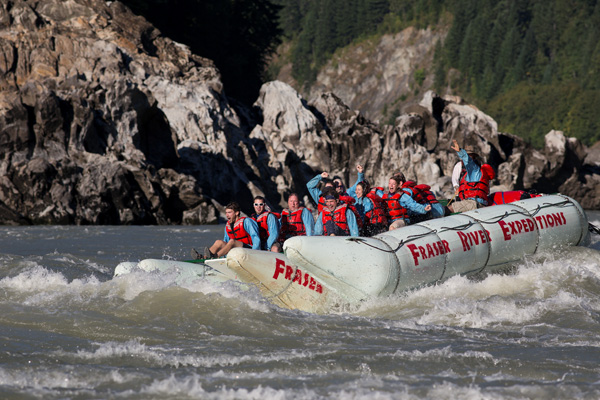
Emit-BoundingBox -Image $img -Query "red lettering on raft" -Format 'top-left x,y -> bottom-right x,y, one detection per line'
273,258 -> 323,294
407,240 -> 450,266
457,229 -> 491,251
534,212 -> 567,230
498,217 -> 539,241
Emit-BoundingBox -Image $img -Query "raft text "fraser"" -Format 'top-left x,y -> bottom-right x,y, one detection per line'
273,258 -> 323,293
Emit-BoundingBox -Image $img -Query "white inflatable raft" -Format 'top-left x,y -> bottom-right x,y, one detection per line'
114,257 -> 241,285
113,194 -> 590,314
229,194 -> 590,313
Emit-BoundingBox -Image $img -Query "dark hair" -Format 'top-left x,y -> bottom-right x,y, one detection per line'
321,186 -> 339,199
225,202 -> 241,213
467,153 -> 483,167
356,181 -> 368,193
321,177 -> 334,188
253,195 -> 266,202
390,172 -> 405,185
287,193 -> 299,201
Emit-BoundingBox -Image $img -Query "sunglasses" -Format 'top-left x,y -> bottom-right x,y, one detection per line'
254,203 -> 265,206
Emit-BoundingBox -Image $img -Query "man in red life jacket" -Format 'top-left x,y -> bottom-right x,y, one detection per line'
251,196 -> 282,252
307,172 -> 356,212
307,172 -> 336,213
306,171 -> 362,232
383,173 -> 431,230
279,193 -> 315,243
314,191 -> 360,237
448,140 -> 496,213
204,201 -> 260,259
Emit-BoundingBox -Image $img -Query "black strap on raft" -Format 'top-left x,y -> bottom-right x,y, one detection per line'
590,223 -> 600,236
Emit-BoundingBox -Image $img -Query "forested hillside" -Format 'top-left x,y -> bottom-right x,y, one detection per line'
118,0 -> 600,148
276,0 -> 600,147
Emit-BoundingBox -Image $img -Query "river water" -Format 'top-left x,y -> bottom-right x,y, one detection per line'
1,212 -> 600,399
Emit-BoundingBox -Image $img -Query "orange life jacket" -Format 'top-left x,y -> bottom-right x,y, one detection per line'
225,217 -> 253,246
321,204 -> 350,236
279,207 -> 307,241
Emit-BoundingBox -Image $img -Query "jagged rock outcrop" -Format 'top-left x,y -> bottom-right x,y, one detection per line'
0,0 -> 598,226
0,0 -> 270,224
251,83 -> 600,210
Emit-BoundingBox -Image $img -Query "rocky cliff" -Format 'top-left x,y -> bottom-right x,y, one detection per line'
0,0 -> 598,226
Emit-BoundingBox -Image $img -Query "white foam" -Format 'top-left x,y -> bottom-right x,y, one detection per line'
141,375 -> 295,399
354,247 -> 600,329
59,338 -> 333,370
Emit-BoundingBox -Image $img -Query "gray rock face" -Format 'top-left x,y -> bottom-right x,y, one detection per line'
0,0 -> 247,224
0,0 -> 598,227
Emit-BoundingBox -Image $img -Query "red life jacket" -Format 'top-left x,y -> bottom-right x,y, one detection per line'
458,165 -> 493,204
410,184 -> 439,205
318,192 -> 355,213
382,191 -> 408,221
252,211 -> 279,242
279,207 -> 307,241
489,190 -> 541,205
321,204 -> 350,236
370,187 -> 385,194
365,192 -> 387,225
225,217 -> 253,246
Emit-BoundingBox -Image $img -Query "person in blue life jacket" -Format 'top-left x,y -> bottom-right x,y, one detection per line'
306,172 -> 336,212
347,164 -> 387,236
448,140 -> 496,213
383,173 -> 432,230
251,196 -> 282,252
204,201 -> 261,259
314,189 -> 360,237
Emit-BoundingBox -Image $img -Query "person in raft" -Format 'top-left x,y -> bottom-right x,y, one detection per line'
204,201 -> 260,259
314,189 -> 360,237
251,196 -> 282,252
448,139 -> 496,213
307,172 -> 356,212
382,173 -> 432,230
348,165 -> 388,236
279,193 -> 315,244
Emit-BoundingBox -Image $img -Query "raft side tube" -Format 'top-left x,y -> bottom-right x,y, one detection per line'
226,247 -> 344,313
461,203 -> 539,269
114,261 -> 138,276
511,194 -> 589,249
114,258 -> 238,284
283,235 -> 400,299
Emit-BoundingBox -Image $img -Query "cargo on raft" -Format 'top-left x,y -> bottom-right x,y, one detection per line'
114,194 -> 591,314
